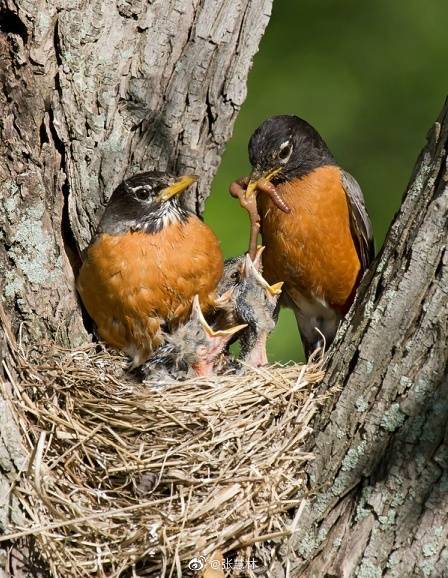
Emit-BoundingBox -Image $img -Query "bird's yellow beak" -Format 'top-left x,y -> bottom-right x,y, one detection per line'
157,175 -> 198,202
267,281 -> 284,296
246,167 -> 281,197
192,295 -> 247,337
243,253 -> 284,296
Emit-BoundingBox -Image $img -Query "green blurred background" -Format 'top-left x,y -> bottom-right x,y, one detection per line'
205,0 -> 446,362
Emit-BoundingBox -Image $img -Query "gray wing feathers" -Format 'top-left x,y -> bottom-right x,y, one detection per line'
341,170 -> 374,272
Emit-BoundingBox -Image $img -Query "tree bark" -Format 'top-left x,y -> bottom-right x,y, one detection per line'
0,0 -> 272,347
276,102 -> 448,577
0,1 -> 272,574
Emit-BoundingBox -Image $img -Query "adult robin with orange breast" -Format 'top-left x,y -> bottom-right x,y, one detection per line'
232,115 -> 374,357
77,172 -> 224,367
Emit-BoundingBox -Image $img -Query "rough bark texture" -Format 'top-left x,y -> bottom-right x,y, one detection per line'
0,1 -> 272,574
276,102 -> 448,577
0,0 -> 272,346
0,305 -> 30,577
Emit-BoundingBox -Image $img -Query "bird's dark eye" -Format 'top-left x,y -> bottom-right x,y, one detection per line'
230,271 -> 239,280
279,145 -> 291,161
134,186 -> 151,201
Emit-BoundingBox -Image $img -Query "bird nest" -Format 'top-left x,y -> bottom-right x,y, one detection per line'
2,341 -> 330,577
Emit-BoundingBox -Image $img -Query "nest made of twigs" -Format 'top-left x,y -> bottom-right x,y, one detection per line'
1,340 -> 329,578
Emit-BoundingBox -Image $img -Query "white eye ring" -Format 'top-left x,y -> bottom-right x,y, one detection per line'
278,140 -> 293,163
132,185 -> 153,201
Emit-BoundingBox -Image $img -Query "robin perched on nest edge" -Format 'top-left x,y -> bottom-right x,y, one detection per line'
234,115 -> 374,357
77,172 -> 224,367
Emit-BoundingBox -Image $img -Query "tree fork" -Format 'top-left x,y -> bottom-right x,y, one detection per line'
1,3 -> 447,576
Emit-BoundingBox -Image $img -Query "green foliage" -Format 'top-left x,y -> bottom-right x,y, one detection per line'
205,0 -> 446,362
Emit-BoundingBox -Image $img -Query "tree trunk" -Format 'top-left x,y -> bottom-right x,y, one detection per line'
275,102 -> 448,577
0,1 -> 272,574
0,0 -> 272,347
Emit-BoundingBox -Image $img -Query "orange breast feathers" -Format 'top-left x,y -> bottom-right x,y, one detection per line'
258,165 -> 361,312
76,217 -> 223,364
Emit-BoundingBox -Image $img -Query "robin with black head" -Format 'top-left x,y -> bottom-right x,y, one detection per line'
77,172 -> 224,367
237,115 -> 374,357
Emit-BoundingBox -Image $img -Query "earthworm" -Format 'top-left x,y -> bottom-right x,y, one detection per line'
255,178 -> 291,213
229,178 -> 260,260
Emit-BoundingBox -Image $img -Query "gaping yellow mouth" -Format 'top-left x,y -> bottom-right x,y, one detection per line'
244,251 -> 284,296
245,167 -> 281,198
192,295 -> 247,337
266,281 -> 284,296
157,175 -> 198,202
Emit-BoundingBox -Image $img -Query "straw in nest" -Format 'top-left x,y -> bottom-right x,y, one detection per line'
1,341 -> 330,577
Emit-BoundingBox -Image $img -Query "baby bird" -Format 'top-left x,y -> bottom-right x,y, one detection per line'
235,249 -> 283,366
215,248 -> 283,367
140,296 -> 246,381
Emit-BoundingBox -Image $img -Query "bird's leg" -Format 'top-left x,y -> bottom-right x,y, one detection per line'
229,177 -> 261,260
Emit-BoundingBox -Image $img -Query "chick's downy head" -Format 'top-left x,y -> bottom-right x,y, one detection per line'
142,296 -> 246,380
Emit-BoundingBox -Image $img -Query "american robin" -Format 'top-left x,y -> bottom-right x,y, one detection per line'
238,115 -> 374,357
77,172 -> 224,366
215,247 -> 282,367
140,295 -> 246,380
